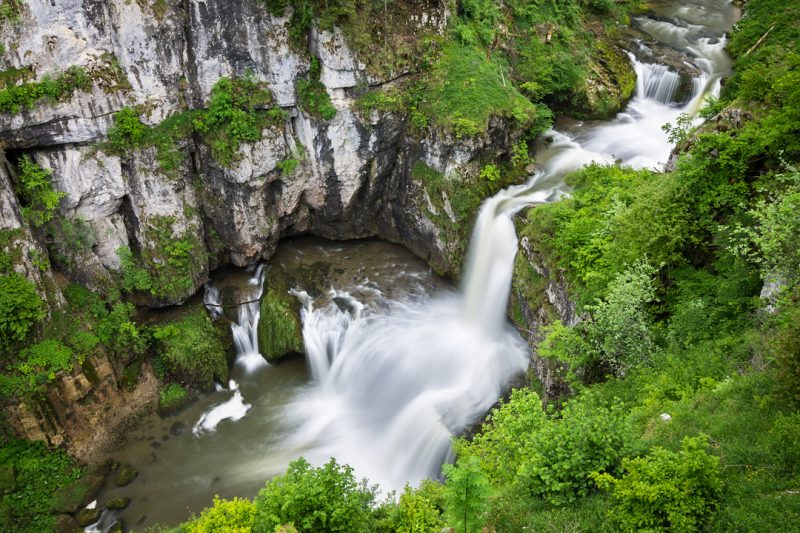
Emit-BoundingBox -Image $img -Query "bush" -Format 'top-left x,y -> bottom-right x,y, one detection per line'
0,272 -> 44,351
457,389 -> 634,505
15,340 -> 76,391
0,439 -> 82,533
96,302 -> 148,361
152,311 -> 227,390
185,495 -> 256,533
296,57 -> 336,121
443,457 -> 491,533
394,480 -> 445,533
253,457 -> 377,533
594,436 -> 722,532
14,156 -> 64,229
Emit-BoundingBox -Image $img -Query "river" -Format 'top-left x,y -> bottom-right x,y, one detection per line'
89,1 -> 738,529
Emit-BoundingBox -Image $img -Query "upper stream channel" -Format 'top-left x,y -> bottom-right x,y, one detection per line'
90,1 -> 738,529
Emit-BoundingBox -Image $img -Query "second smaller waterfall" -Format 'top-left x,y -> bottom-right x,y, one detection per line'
231,264 -> 268,372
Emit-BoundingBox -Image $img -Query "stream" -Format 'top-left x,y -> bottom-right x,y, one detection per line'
89,1 -> 738,530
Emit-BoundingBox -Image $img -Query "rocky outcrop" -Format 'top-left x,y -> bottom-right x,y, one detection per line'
511,236 -> 577,401
0,0 -> 500,306
6,354 -> 159,464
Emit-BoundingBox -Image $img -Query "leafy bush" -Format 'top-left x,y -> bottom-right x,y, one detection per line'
96,302 -> 148,360
253,457 -> 377,533
0,439 -> 82,533
14,340 -> 75,391
184,495 -> 256,533
392,480 -> 445,533
14,155 -> 65,228
458,389 -> 634,505
594,436 -> 723,532
0,272 -> 44,350
152,311 -> 227,390
443,456 -> 491,533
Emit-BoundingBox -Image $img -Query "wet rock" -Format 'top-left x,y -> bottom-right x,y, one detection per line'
108,518 -> 125,532
105,497 -> 132,510
54,513 -> 82,533
115,464 -> 139,487
170,421 -> 185,436
75,506 -> 102,527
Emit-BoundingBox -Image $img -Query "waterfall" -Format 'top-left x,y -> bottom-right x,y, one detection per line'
230,264 -> 268,373
203,283 -> 222,319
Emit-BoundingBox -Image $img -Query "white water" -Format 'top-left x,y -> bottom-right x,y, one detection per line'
186,0 -> 737,492
230,264 -> 269,373
193,380 -> 252,435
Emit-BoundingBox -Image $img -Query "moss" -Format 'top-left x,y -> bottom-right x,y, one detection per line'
0,465 -> 14,495
114,465 -> 138,487
104,497 -> 131,510
158,383 -> 191,415
74,507 -> 101,527
49,474 -> 104,514
570,38 -> 636,119
257,267 -> 303,363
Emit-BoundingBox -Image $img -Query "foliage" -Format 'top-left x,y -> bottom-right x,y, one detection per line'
443,456 -> 491,533
106,74 -> 278,170
184,495 -> 256,533
457,388 -> 634,505
96,302 -> 148,361
117,216 -> 204,301
14,156 -> 65,229
0,272 -> 44,351
152,310 -> 227,390
296,57 -> 336,120
0,65 -> 91,114
253,457 -> 377,533
13,340 -> 75,392
391,480 -> 445,533
594,436 -> 723,532
0,438 -> 82,533
158,383 -> 190,413
478,164 -> 500,183
258,286 -> 303,362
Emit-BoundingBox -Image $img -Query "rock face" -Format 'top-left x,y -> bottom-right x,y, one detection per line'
0,0 -> 487,307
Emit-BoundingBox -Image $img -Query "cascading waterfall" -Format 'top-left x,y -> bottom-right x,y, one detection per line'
90,4 -> 739,527
230,263 -> 268,373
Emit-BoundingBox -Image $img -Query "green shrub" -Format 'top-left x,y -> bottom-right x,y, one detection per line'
458,389 -> 634,505
0,65 -> 92,114
14,156 -> 65,228
479,164 -> 500,182
296,57 -> 336,121
768,412 -> 800,472
152,311 -> 227,390
594,436 -> 723,532
0,272 -> 44,350
0,439 -> 82,533
96,302 -> 147,360
253,457 -> 377,533
15,340 -> 75,389
393,480 -> 445,533
185,495 -> 256,533
443,456 -> 491,533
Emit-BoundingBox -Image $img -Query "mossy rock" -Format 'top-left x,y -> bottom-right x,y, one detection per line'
257,266 -> 304,363
104,496 -> 131,510
54,513 -> 82,533
115,464 -> 138,487
108,518 -> 125,532
50,473 -> 105,514
75,507 -> 101,527
0,464 -> 15,495
570,39 -> 636,119
157,383 -> 192,416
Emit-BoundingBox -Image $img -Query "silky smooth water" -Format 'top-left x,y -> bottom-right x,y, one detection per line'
88,1 -> 738,530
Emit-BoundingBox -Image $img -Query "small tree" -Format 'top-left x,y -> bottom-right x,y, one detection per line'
443,456 -> 490,533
